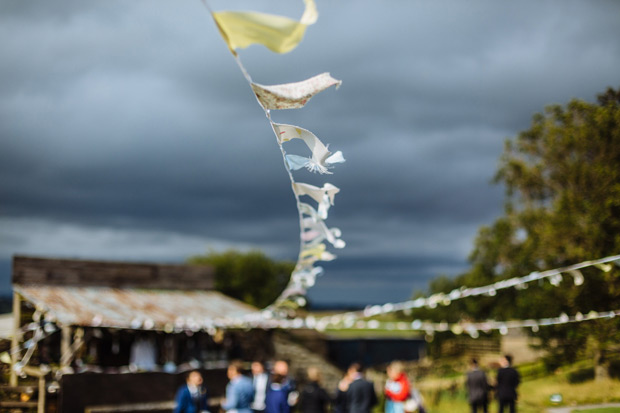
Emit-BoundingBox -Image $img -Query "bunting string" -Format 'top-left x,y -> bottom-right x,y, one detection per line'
204,0 -> 344,312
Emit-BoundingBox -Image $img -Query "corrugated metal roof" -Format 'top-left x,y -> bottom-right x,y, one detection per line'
14,285 -> 257,331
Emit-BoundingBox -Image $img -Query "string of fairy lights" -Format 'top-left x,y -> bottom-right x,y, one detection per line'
3,254 -> 619,375
322,254 -> 620,321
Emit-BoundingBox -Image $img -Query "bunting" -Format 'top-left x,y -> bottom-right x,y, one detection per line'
202,0 -> 620,333
252,73 -> 342,110
274,123 -> 345,174
206,0 -> 344,311
211,0 -> 318,54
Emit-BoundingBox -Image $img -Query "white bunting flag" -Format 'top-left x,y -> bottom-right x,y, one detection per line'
252,73 -> 341,110
274,123 -> 345,174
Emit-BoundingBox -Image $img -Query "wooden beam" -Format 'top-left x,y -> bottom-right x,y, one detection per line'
0,402 -> 38,408
10,292 -> 21,386
60,325 -> 72,370
23,365 -> 50,378
37,375 -> 45,413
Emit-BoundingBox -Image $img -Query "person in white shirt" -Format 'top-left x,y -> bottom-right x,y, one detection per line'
251,361 -> 269,413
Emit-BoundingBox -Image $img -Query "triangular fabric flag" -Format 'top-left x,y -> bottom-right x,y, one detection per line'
293,182 -> 339,205
291,266 -> 324,288
274,123 -> 345,174
252,73 -> 341,110
299,243 -> 337,263
212,0 -> 318,54
299,202 -> 321,221
302,217 -> 345,249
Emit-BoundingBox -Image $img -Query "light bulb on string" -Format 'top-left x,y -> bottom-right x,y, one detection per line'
549,274 -> 563,286
595,263 -> 613,272
569,270 -> 584,286
449,289 -> 462,300
382,303 -> 394,313
367,320 -> 380,329
467,328 -> 480,339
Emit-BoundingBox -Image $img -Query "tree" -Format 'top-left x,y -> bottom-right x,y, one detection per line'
188,249 -> 295,308
412,87 -> 620,377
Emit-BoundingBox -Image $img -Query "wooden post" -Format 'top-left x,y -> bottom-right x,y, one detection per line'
10,292 -> 21,386
37,375 -> 46,413
61,325 -> 72,370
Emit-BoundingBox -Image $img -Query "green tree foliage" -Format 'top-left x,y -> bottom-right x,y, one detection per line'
411,87 -> 620,375
188,249 -> 294,308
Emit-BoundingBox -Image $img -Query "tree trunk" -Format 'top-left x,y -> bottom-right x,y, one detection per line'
594,346 -> 610,381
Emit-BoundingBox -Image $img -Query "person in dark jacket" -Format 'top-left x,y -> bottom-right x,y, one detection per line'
299,367 -> 330,413
496,355 -> 520,413
174,370 -> 209,413
332,372 -> 351,413
466,358 -> 489,413
266,373 -> 291,413
345,362 -> 377,413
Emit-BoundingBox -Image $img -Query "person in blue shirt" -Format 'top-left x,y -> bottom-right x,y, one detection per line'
174,370 -> 210,413
222,360 -> 255,413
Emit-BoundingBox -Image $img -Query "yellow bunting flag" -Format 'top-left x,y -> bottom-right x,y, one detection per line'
212,0 -> 317,54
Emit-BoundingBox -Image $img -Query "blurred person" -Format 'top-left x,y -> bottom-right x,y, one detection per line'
174,370 -> 209,413
466,358 -> 490,413
384,361 -> 410,413
298,366 -> 330,413
332,371 -> 351,413
222,360 -> 255,413
496,355 -> 520,413
274,359 -> 298,406
265,373 -> 290,413
251,360 -> 269,413
345,362 -> 377,413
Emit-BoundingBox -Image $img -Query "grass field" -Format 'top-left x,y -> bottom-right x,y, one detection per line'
573,409 -> 620,413
414,364 -> 620,413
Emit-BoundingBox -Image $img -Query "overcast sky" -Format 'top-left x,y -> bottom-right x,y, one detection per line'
1,0 -> 619,306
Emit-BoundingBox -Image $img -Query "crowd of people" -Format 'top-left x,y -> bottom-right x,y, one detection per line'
173,355 -> 520,413
173,359 -> 426,413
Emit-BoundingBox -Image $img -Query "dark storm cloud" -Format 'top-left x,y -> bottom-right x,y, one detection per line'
1,0 -> 619,305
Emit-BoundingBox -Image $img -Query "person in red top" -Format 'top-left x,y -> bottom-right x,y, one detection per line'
385,361 -> 410,413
